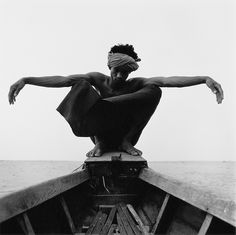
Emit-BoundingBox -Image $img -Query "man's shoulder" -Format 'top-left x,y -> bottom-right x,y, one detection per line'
86,72 -> 110,86
86,72 -> 107,80
127,77 -> 147,87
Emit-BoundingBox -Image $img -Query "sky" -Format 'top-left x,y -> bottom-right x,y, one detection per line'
0,0 -> 235,161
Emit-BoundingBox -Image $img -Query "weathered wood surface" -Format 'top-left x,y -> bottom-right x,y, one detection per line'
140,162 -> 236,227
0,161 -> 89,223
151,193 -> 170,234
127,204 -> 149,235
17,212 -> 36,235
198,213 -> 213,235
85,152 -> 146,163
100,207 -> 116,235
85,210 -> 103,235
119,203 -> 141,235
117,204 -> 135,235
108,224 -> 117,235
92,213 -> 107,234
59,196 -> 77,234
117,213 -> 127,235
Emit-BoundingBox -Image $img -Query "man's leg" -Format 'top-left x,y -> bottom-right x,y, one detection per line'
86,136 -> 107,157
84,100 -> 130,157
57,80 -> 125,157
104,84 -> 162,156
57,80 -> 162,157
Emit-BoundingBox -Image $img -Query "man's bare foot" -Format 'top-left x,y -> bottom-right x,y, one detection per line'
119,140 -> 142,156
86,142 -> 106,157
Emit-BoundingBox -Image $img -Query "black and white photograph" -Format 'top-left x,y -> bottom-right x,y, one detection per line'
0,0 -> 235,234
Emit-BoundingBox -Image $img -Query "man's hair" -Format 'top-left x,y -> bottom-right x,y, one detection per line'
109,44 -> 141,61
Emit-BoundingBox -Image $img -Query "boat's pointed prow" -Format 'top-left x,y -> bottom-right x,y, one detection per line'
85,151 -> 147,162
84,151 -> 148,178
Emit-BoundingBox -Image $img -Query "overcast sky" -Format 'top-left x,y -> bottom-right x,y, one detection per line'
0,0 -> 235,161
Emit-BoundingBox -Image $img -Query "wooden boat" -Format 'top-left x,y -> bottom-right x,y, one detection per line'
0,153 -> 235,234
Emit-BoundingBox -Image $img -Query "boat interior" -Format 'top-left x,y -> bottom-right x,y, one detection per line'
0,155 -> 235,235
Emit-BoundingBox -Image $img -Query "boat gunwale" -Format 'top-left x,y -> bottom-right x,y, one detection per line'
139,167 -> 236,227
0,169 -> 90,223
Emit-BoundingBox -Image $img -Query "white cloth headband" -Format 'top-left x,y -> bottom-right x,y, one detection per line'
107,53 -> 139,72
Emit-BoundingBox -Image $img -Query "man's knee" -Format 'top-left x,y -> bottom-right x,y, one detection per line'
150,84 -> 162,98
145,84 -> 162,107
71,78 -> 93,91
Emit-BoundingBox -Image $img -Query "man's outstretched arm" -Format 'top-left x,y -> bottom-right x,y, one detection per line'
8,72 -> 104,104
146,76 -> 224,104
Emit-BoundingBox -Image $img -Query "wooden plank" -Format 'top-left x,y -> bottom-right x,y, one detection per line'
100,207 -> 116,235
91,194 -> 137,206
17,216 -> 28,235
85,152 -> 147,163
151,193 -> 170,234
0,169 -> 90,223
127,204 -> 149,235
99,205 -> 115,209
92,213 -> 107,234
17,213 -> 36,235
117,213 -> 127,235
85,211 -> 102,235
136,207 -> 152,228
198,213 -> 213,235
59,196 -> 77,234
108,224 -> 117,235
120,204 -> 142,235
117,204 -> 135,235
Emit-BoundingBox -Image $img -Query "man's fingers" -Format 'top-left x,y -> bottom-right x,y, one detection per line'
216,92 -> 223,104
8,85 -> 21,105
211,85 -> 218,94
8,87 -> 15,104
210,82 -> 224,104
215,83 -> 224,104
14,87 -> 21,96
216,94 -> 221,104
216,84 -> 224,99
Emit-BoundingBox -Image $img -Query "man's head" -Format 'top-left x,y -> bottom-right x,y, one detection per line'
108,44 -> 141,84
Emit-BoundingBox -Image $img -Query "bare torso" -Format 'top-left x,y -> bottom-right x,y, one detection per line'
91,74 -> 145,98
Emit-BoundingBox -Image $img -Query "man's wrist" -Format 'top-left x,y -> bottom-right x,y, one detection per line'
21,77 -> 29,84
202,76 -> 210,84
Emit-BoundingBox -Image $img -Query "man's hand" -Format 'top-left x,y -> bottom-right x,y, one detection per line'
8,79 -> 25,104
206,77 -> 224,104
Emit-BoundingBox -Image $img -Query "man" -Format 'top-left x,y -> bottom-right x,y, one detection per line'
8,44 -> 224,157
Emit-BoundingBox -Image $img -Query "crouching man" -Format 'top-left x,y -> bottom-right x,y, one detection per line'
8,44 -> 224,157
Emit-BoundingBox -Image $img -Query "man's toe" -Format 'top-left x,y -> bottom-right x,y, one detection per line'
137,150 -> 142,155
94,150 -> 103,157
86,150 -> 94,157
129,149 -> 138,156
